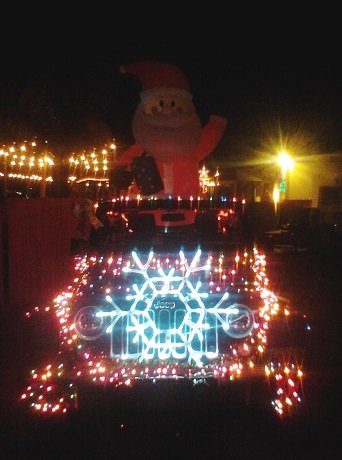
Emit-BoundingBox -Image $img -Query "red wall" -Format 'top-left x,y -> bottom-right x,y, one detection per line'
0,204 -> 4,309
2,198 -> 78,310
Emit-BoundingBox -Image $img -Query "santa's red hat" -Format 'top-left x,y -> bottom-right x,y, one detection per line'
120,61 -> 191,92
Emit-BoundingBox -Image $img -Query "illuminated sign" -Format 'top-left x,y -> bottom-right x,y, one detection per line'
74,250 -> 255,366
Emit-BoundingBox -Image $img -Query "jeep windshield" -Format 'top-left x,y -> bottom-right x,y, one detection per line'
89,197 -> 240,252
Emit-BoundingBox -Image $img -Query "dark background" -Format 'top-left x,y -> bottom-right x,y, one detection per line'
1,13 -> 341,159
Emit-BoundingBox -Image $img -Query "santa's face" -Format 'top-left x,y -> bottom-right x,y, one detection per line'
132,88 -> 202,162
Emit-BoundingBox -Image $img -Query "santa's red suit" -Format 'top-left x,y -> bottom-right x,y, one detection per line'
116,61 -> 227,197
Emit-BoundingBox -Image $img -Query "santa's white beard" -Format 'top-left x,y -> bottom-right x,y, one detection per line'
132,110 -> 202,162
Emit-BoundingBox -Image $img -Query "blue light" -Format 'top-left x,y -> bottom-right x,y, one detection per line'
78,251 -> 255,366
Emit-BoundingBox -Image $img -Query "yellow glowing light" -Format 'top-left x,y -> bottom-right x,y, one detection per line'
277,151 -> 294,178
273,186 -> 280,205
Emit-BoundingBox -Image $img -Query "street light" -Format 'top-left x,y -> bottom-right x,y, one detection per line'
277,151 -> 294,179
277,151 -> 294,199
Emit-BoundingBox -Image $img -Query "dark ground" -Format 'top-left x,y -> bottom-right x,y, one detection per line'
1,245 -> 342,459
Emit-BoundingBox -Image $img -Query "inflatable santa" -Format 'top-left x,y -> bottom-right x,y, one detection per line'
114,61 -> 227,197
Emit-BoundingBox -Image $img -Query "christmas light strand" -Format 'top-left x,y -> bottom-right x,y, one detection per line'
20,247 -> 306,416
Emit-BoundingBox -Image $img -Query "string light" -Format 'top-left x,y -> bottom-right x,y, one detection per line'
20,246 -> 306,417
199,164 -> 220,194
68,142 -> 117,185
0,141 -> 54,183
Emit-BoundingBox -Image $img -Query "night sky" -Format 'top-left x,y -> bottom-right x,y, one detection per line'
1,24 -> 341,161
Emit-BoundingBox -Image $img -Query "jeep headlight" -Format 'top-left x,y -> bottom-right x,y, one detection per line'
74,306 -> 105,340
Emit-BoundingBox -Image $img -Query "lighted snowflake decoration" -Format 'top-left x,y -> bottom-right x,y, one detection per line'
74,249 -> 255,367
